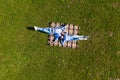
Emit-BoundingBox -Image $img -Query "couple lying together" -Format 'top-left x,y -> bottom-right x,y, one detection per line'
34,25 -> 89,45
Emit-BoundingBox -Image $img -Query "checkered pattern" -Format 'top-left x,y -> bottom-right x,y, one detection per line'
48,22 -> 80,49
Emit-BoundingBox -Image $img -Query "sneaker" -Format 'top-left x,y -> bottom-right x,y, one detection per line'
34,26 -> 38,31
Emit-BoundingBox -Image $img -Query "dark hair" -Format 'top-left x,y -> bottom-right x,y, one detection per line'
61,32 -> 66,36
59,36 -> 64,41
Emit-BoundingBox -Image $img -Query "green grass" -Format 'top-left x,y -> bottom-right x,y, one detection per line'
0,0 -> 120,80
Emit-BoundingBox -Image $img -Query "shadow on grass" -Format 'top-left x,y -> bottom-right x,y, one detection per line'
26,27 -> 35,31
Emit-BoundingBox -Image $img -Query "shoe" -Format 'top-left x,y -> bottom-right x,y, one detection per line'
34,26 -> 38,31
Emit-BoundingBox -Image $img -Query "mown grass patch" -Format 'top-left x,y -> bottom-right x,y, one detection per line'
0,0 -> 120,80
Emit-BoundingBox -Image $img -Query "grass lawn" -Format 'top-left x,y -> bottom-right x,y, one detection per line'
0,0 -> 120,80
